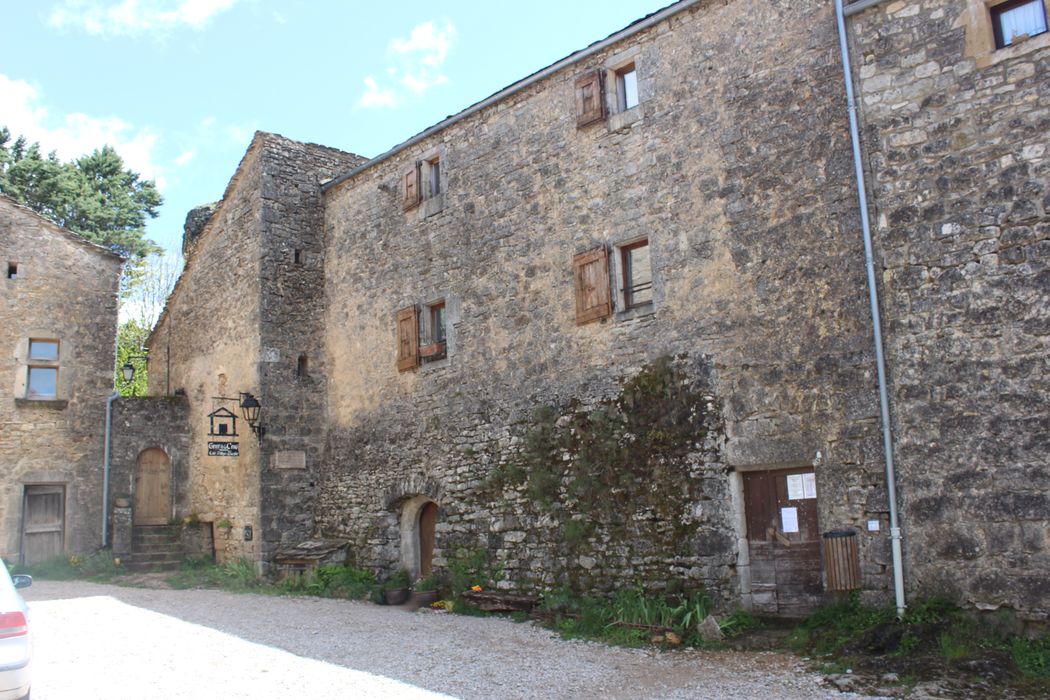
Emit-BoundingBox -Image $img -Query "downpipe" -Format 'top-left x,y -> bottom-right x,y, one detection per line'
834,0 -> 906,617
102,391 -> 119,548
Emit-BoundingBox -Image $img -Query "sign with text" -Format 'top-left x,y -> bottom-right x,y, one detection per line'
208,441 -> 239,457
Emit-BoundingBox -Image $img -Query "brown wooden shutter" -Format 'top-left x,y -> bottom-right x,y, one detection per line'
575,70 -> 606,128
396,305 -> 420,371
402,163 -> 421,210
573,247 -> 612,325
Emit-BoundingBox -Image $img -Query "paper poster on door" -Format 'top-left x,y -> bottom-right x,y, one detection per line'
781,506 -> 799,533
787,475 -> 804,500
802,472 -> 817,498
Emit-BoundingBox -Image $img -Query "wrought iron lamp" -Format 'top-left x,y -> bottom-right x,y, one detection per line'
239,392 -> 264,438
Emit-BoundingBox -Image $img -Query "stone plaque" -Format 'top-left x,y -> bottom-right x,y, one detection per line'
208,441 -> 239,457
273,450 -> 306,470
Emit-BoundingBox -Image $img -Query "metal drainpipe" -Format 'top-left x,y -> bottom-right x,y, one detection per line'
834,0 -> 906,617
102,391 -> 119,548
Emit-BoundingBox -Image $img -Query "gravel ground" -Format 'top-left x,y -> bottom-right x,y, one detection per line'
23,581 -> 887,700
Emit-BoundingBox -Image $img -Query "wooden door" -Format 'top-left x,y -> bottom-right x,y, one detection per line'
22,485 -> 65,564
743,467 -> 823,617
418,502 -> 438,577
134,448 -> 171,525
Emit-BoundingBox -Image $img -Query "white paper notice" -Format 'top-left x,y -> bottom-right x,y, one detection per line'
786,475 -> 805,500
781,507 -> 799,533
802,472 -> 817,499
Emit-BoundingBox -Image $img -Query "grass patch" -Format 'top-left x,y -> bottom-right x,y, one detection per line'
12,552 -> 125,581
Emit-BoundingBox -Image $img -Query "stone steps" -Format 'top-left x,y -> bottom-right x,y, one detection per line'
125,526 -> 187,572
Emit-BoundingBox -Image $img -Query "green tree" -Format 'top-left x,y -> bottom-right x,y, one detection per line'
0,126 -> 162,259
115,319 -> 150,397
115,251 -> 183,396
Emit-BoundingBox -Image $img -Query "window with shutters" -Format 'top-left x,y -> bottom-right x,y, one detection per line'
992,0 -> 1048,48
573,247 -> 612,325
402,149 -> 445,215
575,70 -> 605,128
397,297 -> 455,371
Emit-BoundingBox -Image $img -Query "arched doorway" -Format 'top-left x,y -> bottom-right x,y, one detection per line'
134,448 -> 171,525
399,496 -> 439,579
418,501 -> 438,577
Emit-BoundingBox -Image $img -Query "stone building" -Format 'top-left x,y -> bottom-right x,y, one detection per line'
0,194 -> 124,563
141,0 -> 1049,618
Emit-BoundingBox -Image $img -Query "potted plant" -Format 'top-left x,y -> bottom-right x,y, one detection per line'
411,573 -> 441,606
383,568 -> 411,605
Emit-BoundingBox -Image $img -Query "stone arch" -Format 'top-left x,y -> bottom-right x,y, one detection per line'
399,495 -> 440,579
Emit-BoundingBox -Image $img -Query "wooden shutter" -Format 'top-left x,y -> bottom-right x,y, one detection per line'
396,305 -> 420,371
573,247 -> 612,325
575,70 -> 606,128
402,163 -> 421,211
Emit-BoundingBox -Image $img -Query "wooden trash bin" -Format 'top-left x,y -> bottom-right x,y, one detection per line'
823,529 -> 861,591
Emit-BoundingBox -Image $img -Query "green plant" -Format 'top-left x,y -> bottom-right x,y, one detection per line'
414,573 -> 440,592
1011,635 -> 1050,679
718,609 -> 759,637
215,518 -> 232,530
447,547 -> 501,597
383,568 -> 411,591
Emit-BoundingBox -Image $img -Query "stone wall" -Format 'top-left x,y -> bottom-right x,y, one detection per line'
148,132 -> 363,564
0,195 -> 123,561
319,0 -> 888,604
109,396 -> 192,523
148,137 -> 267,562
255,137 -> 365,562
850,0 -> 1050,617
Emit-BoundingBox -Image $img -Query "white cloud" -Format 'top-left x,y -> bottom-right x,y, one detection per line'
0,73 -> 167,190
48,0 -> 240,37
356,19 -> 456,109
174,149 -> 196,166
357,76 -> 398,109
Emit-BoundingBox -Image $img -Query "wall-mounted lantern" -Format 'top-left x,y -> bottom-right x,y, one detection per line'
121,354 -> 148,395
239,392 -> 264,439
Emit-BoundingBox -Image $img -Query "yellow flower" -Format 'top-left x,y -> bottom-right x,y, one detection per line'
113,557 -> 121,567
470,585 -> 483,592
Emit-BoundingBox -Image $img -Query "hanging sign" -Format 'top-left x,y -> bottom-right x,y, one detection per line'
208,441 -> 239,457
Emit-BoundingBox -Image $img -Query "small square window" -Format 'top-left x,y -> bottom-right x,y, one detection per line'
616,63 -> 639,112
993,0 -> 1048,48
29,340 -> 59,361
27,367 -> 58,399
620,239 -> 653,310
6,263 -> 17,280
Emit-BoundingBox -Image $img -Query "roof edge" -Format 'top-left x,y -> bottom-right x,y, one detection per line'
0,192 -> 126,262
321,0 -> 700,194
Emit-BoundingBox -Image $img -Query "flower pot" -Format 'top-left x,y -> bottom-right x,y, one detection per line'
385,588 -> 410,605
411,590 -> 440,606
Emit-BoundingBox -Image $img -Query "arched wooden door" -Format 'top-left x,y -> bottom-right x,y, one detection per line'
417,502 -> 438,577
134,448 -> 171,525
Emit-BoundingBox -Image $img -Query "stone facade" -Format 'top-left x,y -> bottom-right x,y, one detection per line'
850,0 -> 1050,615
147,132 -> 364,562
318,0 -> 887,610
0,194 -> 123,562
142,0 -> 1050,617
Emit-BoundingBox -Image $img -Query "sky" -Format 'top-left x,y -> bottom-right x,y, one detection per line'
2,0 -> 674,255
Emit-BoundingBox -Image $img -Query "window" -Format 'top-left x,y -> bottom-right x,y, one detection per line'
396,299 -> 451,370
296,354 -> 308,378
425,157 -> 441,199
616,63 -> 639,112
419,300 -> 447,362
620,239 -> 653,309
26,339 -> 60,400
6,262 -> 16,280
993,0 -> 1048,48
293,249 -> 303,265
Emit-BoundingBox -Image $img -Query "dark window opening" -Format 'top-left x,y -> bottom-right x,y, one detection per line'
293,249 -> 303,264
419,300 -> 447,362
621,239 -> 653,309
6,263 -> 17,280
993,0 -> 1048,48
296,354 -> 308,378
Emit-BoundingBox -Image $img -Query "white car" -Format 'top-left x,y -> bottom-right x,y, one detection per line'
0,560 -> 30,700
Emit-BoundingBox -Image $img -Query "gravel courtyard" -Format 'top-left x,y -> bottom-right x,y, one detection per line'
24,581 -> 885,699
